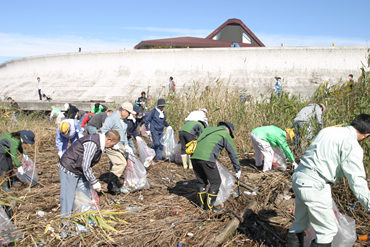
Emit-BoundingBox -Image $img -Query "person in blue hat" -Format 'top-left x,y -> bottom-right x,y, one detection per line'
125,105 -> 146,155
145,98 -> 171,160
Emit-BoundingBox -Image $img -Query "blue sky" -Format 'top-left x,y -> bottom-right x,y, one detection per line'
1,0 -> 369,64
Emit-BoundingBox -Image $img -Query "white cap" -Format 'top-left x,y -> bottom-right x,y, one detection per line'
64,103 -> 69,111
199,108 -> 208,114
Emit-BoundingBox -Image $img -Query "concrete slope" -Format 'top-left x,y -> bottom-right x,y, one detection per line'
0,46 -> 368,103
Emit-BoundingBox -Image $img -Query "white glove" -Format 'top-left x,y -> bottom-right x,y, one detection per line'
112,144 -> 120,150
293,162 -> 299,169
58,151 -> 63,158
17,166 -> 24,175
78,133 -> 84,138
167,126 -> 172,130
146,131 -> 151,136
81,127 -> 85,132
125,145 -> 133,154
136,136 -> 142,141
92,182 -> 101,192
235,170 -> 241,179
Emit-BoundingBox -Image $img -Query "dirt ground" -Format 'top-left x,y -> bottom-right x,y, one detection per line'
2,135 -> 370,247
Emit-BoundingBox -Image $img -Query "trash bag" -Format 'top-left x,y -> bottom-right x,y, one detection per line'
271,146 -> 287,171
121,154 -> 150,193
72,176 -> 99,213
137,136 -> 155,168
139,125 -> 148,137
214,161 -> 235,206
161,127 -> 177,161
304,199 -> 356,247
16,153 -> 39,185
174,144 -> 182,164
0,205 -> 23,244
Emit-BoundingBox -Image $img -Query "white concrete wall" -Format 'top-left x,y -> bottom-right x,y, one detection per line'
0,46 -> 368,103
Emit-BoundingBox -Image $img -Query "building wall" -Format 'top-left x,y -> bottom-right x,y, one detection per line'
0,46 -> 368,103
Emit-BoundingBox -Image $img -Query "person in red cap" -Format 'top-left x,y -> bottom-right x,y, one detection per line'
0,130 -> 35,192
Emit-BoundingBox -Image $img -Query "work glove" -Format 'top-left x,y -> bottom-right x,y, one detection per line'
58,151 -> 63,158
167,126 -> 172,130
92,182 -> 102,192
125,145 -> 134,155
78,133 -> 84,138
81,127 -> 85,132
112,144 -> 120,150
17,166 -> 24,175
136,136 -> 142,141
235,170 -> 241,179
146,131 -> 151,136
293,162 -> 299,169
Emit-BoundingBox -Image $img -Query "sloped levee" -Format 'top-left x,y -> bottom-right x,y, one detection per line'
0,46 -> 368,103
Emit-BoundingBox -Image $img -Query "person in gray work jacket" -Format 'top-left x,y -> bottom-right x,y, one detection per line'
101,102 -> 135,194
293,103 -> 325,154
58,130 -> 119,219
85,109 -> 113,134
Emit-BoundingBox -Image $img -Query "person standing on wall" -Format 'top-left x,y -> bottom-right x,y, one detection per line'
169,77 -> 176,94
36,77 -> 43,101
274,76 -> 282,95
101,102 -> 135,194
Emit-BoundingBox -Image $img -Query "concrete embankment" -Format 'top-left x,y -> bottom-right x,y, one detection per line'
0,46 -> 368,103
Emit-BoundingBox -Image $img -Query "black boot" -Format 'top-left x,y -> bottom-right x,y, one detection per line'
11,175 -> 21,188
196,187 -> 207,209
107,173 -> 120,194
1,180 -> 12,193
207,191 -> 224,212
311,240 -> 331,247
287,232 -> 304,247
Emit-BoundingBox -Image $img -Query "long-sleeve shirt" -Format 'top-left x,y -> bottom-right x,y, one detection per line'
294,103 -> 323,125
56,119 -> 82,151
37,80 -> 42,90
300,126 -> 370,211
126,115 -> 144,138
101,111 -> 128,146
191,126 -> 240,172
252,125 -> 294,162
58,133 -> 105,185
91,105 -> 107,114
145,107 -> 169,133
88,112 -> 108,128
0,133 -> 23,167
81,113 -> 95,128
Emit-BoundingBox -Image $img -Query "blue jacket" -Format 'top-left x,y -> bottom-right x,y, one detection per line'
101,111 -> 128,146
145,107 -> 169,133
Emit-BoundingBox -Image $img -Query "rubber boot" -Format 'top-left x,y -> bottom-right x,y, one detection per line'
107,172 -> 120,194
11,175 -> 21,188
207,191 -> 224,212
181,155 -> 188,169
196,187 -> 207,209
287,232 -> 304,247
1,181 -> 12,193
187,155 -> 193,170
311,240 -> 331,247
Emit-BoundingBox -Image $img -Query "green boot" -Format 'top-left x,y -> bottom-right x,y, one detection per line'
207,191 -> 224,212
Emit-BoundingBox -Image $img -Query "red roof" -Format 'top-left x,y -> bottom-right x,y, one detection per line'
134,18 -> 265,49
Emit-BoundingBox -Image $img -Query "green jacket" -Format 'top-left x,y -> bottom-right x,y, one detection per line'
179,121 -> 204,137
0,133 -> 23,167
252,125 -> 294,162
191,126 -> 240,171
92,105 -> 105,114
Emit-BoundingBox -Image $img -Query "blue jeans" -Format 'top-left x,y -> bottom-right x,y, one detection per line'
127,137 -> 136,155
85,125 -> 98,134
151,131 -> 163,160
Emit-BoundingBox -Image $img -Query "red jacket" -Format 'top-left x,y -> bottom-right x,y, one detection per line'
82,113 -> 95,128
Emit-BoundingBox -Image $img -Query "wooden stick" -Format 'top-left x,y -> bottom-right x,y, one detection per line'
204,200 -> 257,247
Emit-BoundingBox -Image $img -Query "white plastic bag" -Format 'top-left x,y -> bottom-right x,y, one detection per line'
137,136 -> 155,167
161,127 -> 177,161
72,177 -> 99,213
16,154 -> 39,185
174,144 -> 182,164
304,199 -> 356,247
139,125 -> 148,137
271,146 -> 287,171
214,161 -> 235,206
121,154 -> 150,193
0,206 -> 23,244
